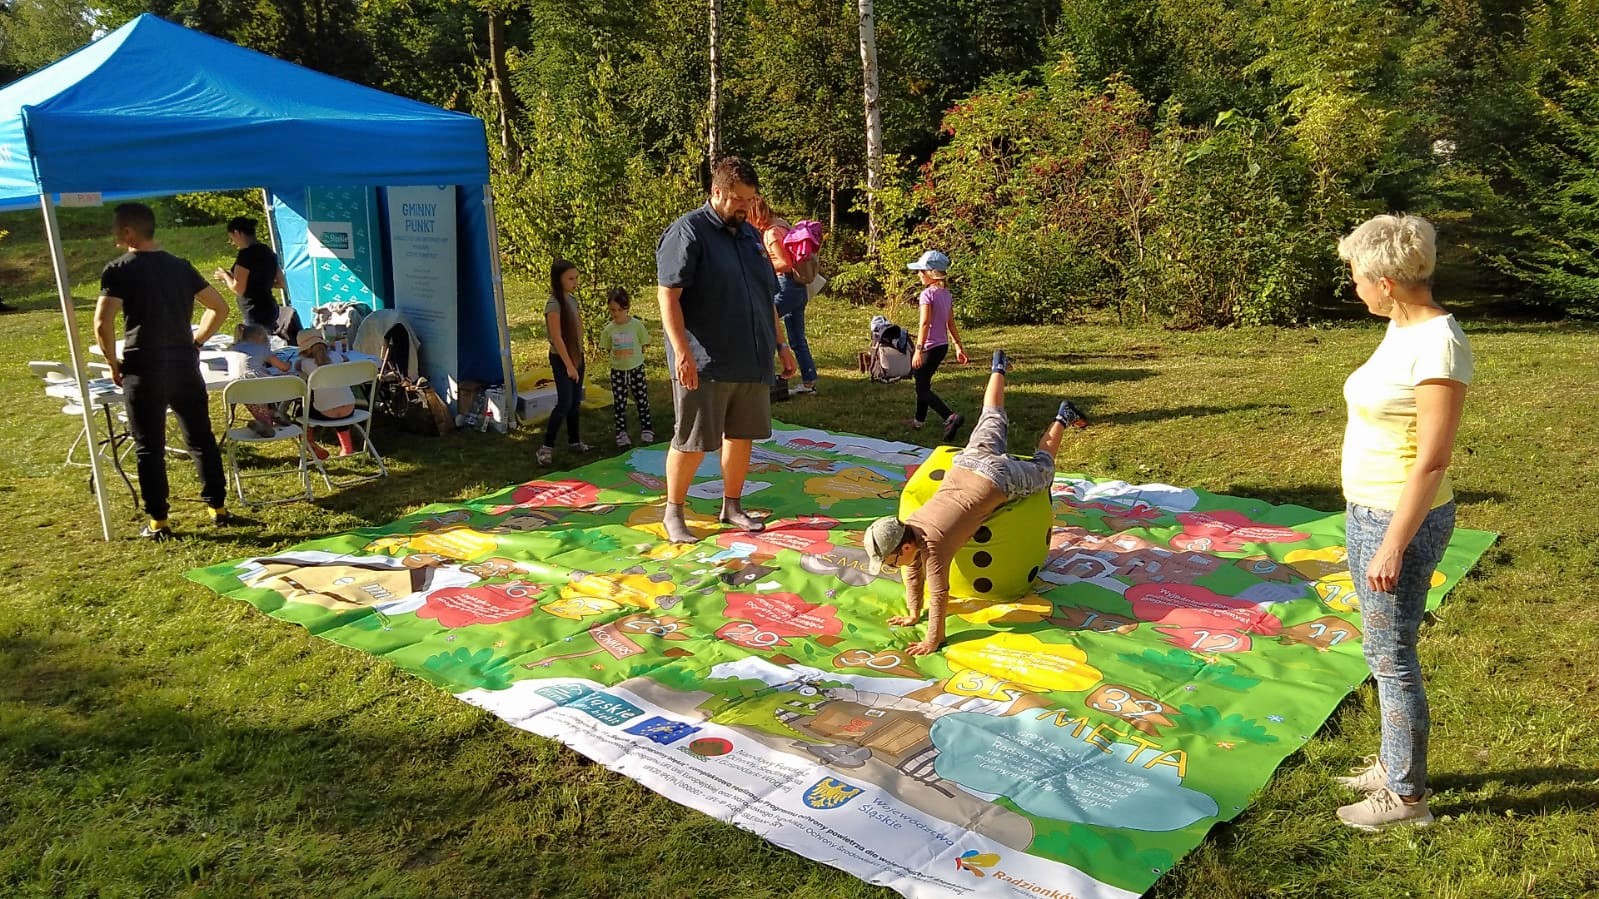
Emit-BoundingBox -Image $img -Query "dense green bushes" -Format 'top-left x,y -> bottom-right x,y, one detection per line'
15,0 -> 1598,323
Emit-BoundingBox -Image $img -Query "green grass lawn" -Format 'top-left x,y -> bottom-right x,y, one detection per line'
1,212 -> 1596,898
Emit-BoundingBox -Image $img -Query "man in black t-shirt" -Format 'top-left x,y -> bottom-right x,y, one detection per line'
214,215 -> 283,330
94,203 -> 234,540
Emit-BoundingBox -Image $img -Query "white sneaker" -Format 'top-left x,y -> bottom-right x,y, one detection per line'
789,383 -> 816,396
568,442 -> 592,453
616,432 -> 632,448
1337,787 -> 1434,831
536,445 -> 553,465
1333,754 -> 1389,793
640,429 -> 655,444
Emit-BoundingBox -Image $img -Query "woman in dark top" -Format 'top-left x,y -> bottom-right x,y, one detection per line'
213,216 -> 284,330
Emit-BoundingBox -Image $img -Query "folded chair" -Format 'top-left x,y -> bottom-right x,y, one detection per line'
220,375 -> 314,506
305,359 -> 387,488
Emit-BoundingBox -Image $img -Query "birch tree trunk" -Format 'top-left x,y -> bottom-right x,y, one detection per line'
858,0 -> 884,250
487,8 -> 517,164
707,0 -> 722,170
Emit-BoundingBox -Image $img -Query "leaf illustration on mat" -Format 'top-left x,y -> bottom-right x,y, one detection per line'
1178,705 -> 1278,744
1117,649 -> 1260,690
422,647 -> 516,691
583,531 -> 623,554
1031,825 -> 1175,875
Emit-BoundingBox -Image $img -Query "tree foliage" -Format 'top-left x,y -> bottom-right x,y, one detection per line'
5,0 -> 1597,321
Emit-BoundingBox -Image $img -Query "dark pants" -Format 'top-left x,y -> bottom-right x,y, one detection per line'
242,300 -> 279,331
543,353 -> 585,447
912,343 -> 952,423
122,359 -> 226,520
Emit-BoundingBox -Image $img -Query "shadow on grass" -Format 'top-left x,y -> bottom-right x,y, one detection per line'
0,633 -> 555,885
1100,403 -> 1274,427
1223,482 -> 1344,512
1454,489 -> 1510,506
1431,767 -> 1599,817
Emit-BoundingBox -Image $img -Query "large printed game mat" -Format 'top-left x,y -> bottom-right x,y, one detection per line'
188,425 -> 1494,898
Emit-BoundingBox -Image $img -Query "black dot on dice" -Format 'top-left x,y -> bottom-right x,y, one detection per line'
930,469 -> 946,481
974,526 -> 992,543
974,577 -> 993,593
1028,566 -> 1040,582
973,551 -> 993,568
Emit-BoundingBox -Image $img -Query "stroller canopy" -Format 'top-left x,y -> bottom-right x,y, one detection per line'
354,308 -> 423,381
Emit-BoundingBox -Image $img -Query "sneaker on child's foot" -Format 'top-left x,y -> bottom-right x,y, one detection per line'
1337,787 -> 1434,831
1333,754 -> 1389,793
991,349 -> 1011,373
942,412 -> 965,442
569,442 -> 592,454
140,522 -> 174,541
905,418 -> 924,431
789,383 -> 816,396
536,445 -> 554,466
616,432 -> 632,448
640,429 -> 655,444
247,420 -> 276,438
1055,400 -> 1089,429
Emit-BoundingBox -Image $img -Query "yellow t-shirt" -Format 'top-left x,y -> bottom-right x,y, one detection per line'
1341,314 -> 1473,511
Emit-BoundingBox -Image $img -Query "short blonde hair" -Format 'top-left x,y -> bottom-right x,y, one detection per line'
1337,214 -> 1437,286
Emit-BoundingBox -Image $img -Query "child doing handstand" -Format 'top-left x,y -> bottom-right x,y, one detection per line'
865,350 -> 1089,655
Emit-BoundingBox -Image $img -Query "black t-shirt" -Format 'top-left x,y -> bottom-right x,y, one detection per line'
232,241 -> 280,319
100,250 -> 208,364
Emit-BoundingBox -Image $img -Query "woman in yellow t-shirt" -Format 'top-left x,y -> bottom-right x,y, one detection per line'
1329,214 -> 1473,832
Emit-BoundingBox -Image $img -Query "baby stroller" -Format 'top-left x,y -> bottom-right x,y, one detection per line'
859,314 -> 913,383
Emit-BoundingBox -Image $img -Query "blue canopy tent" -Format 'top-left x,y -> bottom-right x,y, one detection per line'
0,14 -> 514,540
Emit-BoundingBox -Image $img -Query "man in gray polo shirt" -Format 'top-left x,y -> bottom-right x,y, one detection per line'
657,157 -> 798,543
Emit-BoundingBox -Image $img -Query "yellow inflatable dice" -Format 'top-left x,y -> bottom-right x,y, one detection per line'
898,446 -> 1053,601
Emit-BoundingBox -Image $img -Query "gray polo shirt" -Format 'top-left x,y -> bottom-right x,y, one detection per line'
656,202 -> 779,384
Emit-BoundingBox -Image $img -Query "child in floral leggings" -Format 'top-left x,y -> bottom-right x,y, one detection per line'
601,287 -> 655,447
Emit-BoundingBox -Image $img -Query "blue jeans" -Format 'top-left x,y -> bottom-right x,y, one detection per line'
775,275 -> 817,385
1345,500 -> 1455,797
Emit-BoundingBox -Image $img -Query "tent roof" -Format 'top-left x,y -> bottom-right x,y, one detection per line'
0,14 -> 489,209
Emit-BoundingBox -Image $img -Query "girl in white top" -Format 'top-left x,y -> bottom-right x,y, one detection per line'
296,328 -> 356,457
1330,214 -> 1472,833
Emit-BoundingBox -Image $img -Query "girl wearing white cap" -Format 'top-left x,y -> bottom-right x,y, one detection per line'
906,250 -> 969,441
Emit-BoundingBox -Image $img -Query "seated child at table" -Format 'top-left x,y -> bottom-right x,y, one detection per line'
233,322 -> 293,437
863,350 -> 1089,655
296,328 -> 356,459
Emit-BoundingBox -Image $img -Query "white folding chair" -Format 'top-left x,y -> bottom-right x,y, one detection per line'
220,375 -> 314,506
305,359 -> 387,488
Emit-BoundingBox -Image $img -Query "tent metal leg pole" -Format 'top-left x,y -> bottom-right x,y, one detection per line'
260,187 -> 291,308
41,195 -> 116,541
481,185 -> 517,430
